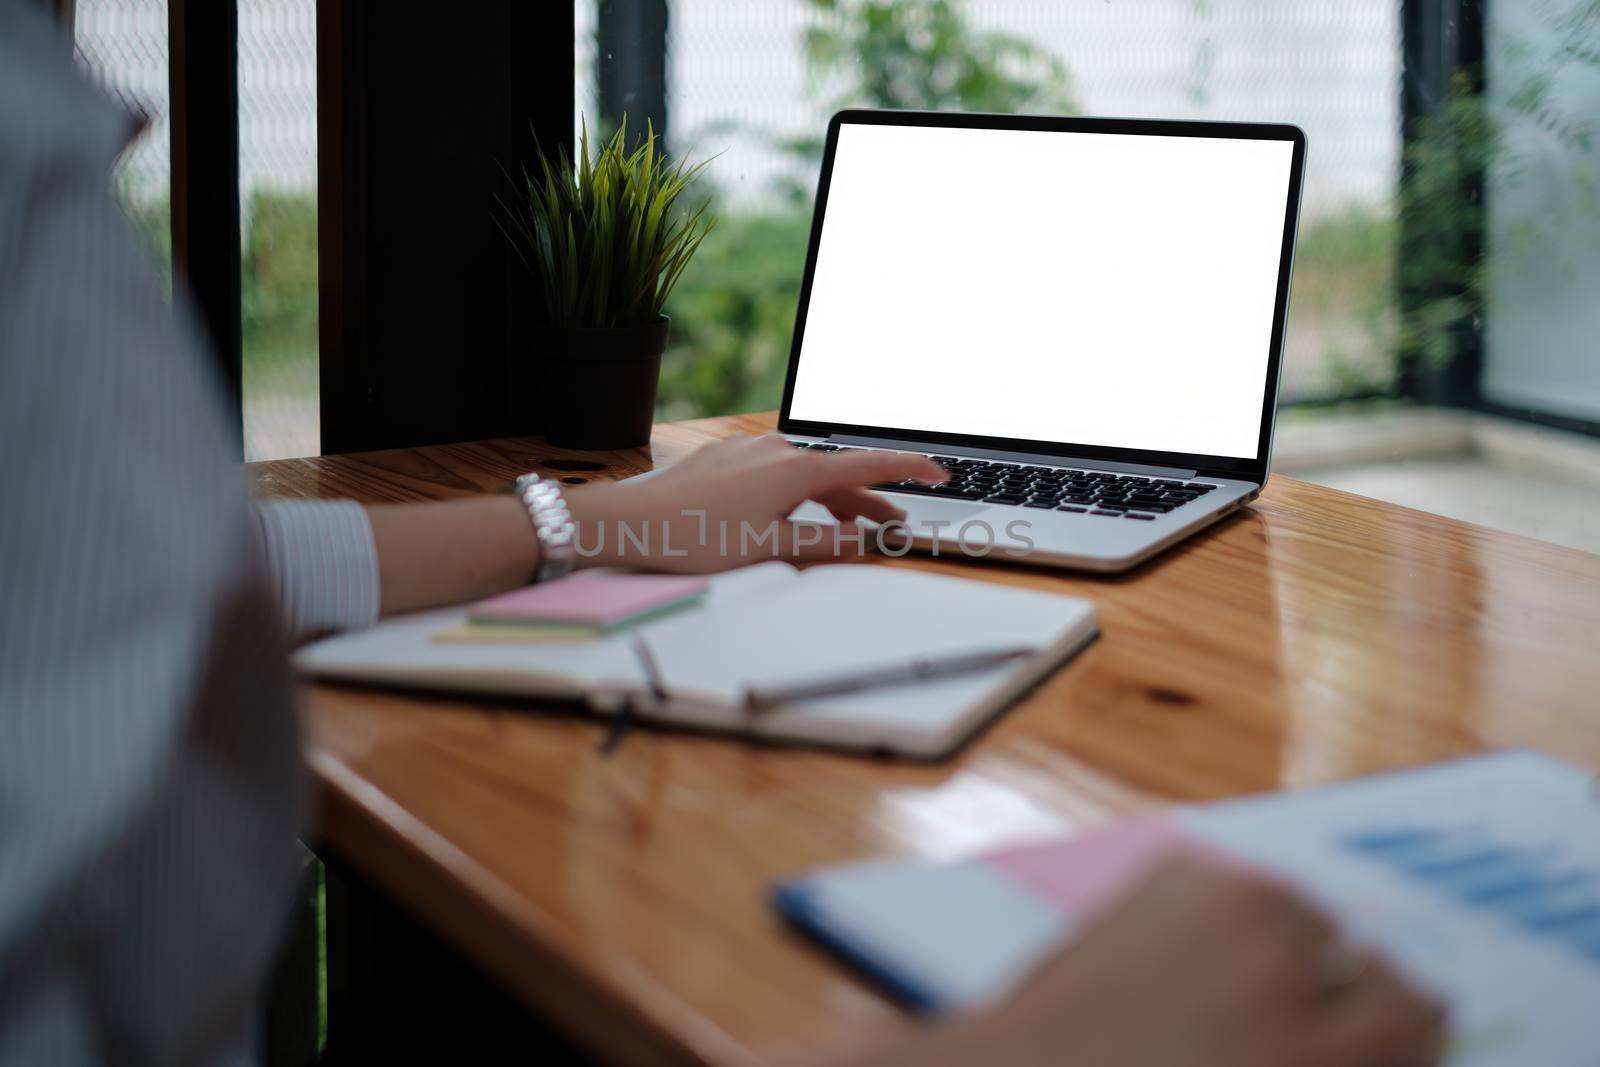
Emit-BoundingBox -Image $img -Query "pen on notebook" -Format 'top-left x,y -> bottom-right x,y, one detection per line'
742,646 -> 1038,714
601,636 -> 669,756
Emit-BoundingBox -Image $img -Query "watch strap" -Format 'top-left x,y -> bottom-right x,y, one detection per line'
513,473 -> 577,582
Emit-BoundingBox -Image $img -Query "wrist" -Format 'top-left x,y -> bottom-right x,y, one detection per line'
492,495 -> 544,578
563,483 -> 631,570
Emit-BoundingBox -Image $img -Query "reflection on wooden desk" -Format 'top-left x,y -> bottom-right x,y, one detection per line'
250,411 -> 1600,1066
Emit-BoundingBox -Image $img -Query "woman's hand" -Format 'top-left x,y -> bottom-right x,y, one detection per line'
988,851 -> 1446,1067
822,850 -> 1447,1067
363,435 -> 942,615
565,434 -> 946,572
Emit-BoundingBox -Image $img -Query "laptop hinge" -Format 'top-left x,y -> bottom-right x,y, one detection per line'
823,434 -> 1198,479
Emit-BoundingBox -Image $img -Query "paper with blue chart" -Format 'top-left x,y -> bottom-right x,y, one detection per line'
774,751 -> 1600,1066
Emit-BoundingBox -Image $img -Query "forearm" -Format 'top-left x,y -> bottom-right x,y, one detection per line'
365,496 -> 541,615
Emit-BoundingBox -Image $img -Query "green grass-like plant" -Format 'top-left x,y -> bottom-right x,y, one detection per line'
497,118 -> 714,330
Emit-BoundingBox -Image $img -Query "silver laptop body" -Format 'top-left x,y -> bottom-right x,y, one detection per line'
778,110 -> 1307,573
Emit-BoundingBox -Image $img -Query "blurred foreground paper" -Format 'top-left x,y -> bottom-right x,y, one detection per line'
777,750 -> 1600,1066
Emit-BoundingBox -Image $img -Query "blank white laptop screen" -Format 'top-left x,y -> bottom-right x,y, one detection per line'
787,123 -> 1298,460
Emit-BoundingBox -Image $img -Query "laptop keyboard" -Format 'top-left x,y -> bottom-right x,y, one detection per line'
790,442 -> 1218,518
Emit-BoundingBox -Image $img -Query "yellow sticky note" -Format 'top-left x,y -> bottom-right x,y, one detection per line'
431,622 -> 599,644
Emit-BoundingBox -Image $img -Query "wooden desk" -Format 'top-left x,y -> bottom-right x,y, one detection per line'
251,412 -> 1600,1067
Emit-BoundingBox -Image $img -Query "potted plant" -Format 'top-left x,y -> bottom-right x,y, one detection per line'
497,118 -> 713,449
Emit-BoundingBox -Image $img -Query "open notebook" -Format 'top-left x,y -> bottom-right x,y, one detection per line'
293,562 -> 1098,757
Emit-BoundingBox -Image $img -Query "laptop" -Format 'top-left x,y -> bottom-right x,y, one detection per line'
779,110 -> 1307,572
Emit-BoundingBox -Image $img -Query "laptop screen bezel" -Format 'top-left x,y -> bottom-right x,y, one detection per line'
776,109 -> 1307,480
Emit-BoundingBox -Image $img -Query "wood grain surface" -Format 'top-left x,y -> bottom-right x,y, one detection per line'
250,412 -> 1600,1067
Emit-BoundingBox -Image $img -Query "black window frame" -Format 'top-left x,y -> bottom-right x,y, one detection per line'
170,0 -> 244,456
317,2 -> 575,454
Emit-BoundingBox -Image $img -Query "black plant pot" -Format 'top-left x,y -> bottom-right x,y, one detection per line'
545,316 -> 669,450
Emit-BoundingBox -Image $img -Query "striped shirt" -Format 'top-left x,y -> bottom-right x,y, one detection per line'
0,3 -> 378,1063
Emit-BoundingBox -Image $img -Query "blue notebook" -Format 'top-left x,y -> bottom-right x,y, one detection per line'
774,751 -> 1600,1066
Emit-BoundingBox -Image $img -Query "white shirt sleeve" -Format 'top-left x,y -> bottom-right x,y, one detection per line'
254,499 -> 382,642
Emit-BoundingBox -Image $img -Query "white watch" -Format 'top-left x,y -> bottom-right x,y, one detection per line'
513,473 -> 577,582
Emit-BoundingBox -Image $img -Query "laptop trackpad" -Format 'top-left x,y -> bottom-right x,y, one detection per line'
792,498 -> 988,526
897,498 -> 989,527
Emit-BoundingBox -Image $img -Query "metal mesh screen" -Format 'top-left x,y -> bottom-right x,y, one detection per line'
578,0 -> 1402,415
238,0 -> 319,461
74,0 -> 319,461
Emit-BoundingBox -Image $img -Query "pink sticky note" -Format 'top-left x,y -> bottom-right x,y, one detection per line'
987,816 -> 1195,914
470,572 -> 709,627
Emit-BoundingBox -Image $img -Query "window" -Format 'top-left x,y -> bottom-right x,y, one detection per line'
582,0 -> 1600,552
75,0 -> 319,461
238,0 -> 319,461
1293,0 -> 1600,552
